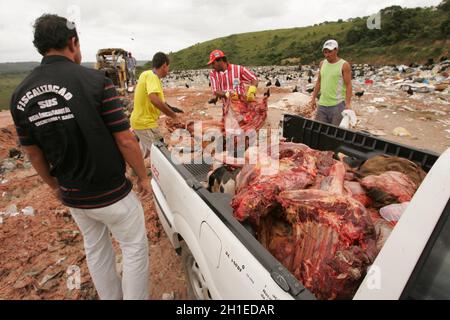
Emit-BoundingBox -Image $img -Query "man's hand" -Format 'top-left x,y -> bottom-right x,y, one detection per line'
167,104 -> 184,113
224,91 -> 239,101
137,177 -> 151,197
246,85 -> 257,102
51,186 -> 62,202
170,113 -> 180,123
208,97 -> 218,105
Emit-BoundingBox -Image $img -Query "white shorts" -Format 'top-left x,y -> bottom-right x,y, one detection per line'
133,128 -> 163,159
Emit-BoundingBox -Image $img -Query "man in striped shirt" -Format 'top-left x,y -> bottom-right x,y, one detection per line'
208,49 -> 259,106
10,14 -> 150,300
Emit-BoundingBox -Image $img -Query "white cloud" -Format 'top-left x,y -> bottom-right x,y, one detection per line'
0,0 -> 443,62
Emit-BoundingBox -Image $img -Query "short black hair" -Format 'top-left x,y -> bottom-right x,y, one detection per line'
33,14 -> 79,56
152,52 -> 170,69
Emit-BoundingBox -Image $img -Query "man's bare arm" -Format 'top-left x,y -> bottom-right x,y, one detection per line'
311,61 -> 323,106
113,130 -> 151,196
23,145 -> 58,190
343,62 -> 353,109
149,93 -> 177,119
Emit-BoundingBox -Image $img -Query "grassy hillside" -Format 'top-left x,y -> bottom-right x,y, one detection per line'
164,1 -> 449,70
0,62 -> 39,74
0,73 -> 29,111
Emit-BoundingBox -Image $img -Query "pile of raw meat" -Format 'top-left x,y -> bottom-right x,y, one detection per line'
231,143 -> 426,299
166,96 -> 268,151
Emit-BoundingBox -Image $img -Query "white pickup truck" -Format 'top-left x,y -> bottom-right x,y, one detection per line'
150,114 -> 450,300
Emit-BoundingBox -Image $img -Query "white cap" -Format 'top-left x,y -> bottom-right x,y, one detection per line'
323,39 -> 339,51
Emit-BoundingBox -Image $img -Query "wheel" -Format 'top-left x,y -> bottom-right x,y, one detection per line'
181,242 -> 212,300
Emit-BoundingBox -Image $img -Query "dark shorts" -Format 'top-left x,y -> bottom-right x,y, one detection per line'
315,102 -> 346,126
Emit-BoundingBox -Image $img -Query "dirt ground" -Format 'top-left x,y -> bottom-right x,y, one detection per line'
0,84 -> 448,300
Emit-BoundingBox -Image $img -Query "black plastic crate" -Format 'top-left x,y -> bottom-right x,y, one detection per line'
283,115 -> 440,172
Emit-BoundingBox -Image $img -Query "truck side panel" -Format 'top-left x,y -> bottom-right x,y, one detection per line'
151,145 -> 297,299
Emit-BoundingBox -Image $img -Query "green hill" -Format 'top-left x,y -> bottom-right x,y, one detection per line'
162,1 -> 449,70
0,73 -> 29,111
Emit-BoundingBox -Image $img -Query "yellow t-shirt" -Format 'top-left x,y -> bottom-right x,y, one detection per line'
130,70 -> 163,130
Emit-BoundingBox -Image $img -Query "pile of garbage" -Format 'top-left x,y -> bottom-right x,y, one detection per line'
351,60 -> 450,95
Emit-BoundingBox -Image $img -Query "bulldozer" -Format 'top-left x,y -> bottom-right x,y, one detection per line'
95,48 -> 134,115
95,48 -> 132,95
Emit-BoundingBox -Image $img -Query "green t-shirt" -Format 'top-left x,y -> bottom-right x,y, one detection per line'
319,59 -> 347,107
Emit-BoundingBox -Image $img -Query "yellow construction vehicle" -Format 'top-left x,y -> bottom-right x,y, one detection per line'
95,48 -> 131,95
95,48 -> 135,115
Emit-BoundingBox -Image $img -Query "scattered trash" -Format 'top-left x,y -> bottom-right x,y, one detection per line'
371,97 -> 385,103
55,257 -> 67,265
162,292 -> 175,300
364,106 -> 379,114
39,272 -> 62,287
22,206 -> 35,217
269,93 -> 315,117
392,127 -> 412,137
5,204 -> 19,217
422,109 -> 447,116
23,161 -> 33,170
8,148 -> 22,159
339,110 -> 357,129
366,129 -> 387,136
399,105 -> 416,112
1,159 -> 17,173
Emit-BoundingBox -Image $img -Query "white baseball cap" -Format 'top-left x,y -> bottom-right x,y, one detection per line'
323,39 -> 339,51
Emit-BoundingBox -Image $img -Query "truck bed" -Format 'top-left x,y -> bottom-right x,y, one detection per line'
153,115 -> 448,299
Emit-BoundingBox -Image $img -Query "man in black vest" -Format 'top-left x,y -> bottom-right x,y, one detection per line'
10,14 -> 150,300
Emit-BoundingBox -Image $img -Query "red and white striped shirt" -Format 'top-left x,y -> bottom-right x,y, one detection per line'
210,64 -> 258,96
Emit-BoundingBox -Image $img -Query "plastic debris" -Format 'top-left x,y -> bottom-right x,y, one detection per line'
380,202 -> 410,222
371,97 -> 385,103
364,106 -> 379,114
367,129 -> 387,136
22,206 -> 35,217
5,204 -> 19,217
162,292 -> 175,300
1,159 -> 17,172
392,127 -> 411,137
339,110 -> 357,129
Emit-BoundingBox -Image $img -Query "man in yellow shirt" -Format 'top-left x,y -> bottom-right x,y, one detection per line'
131,52 -> 178,158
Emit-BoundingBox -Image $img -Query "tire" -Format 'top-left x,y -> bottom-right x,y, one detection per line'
181,242 -> 212,300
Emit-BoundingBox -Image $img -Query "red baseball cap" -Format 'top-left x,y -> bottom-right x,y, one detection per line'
207,49 -> 225,65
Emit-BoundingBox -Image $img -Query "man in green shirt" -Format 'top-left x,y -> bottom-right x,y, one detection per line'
310,40 -> 353,125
